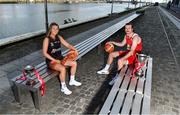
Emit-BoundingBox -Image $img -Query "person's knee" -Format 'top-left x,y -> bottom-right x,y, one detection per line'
71,61 -> 77,67
118,59 -> 123,65
73,61 -> 77,66
109,52 -> 117,58
109,53 -> 113,58
59,66 -> 66,72
118,59 -> 126,66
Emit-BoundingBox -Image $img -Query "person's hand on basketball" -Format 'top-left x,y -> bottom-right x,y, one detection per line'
73,49 -> 79,56
50,59 -> 61,64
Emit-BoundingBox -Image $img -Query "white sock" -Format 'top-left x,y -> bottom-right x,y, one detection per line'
70,75 -> 75,81
61,82 -> 66,89
104,64 -> 110,71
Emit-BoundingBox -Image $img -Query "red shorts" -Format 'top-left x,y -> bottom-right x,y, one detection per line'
118,51 -> 136,64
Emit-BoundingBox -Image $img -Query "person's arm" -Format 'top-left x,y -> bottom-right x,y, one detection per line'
59,36 -> 76,50
42,37 -> 59,63
121,36 -> 138,61
109,36 -> 126,47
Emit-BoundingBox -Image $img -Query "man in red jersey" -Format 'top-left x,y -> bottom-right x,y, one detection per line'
97,23 -> 142,85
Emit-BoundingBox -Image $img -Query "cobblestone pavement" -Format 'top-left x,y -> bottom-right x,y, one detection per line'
132,6 -> 180,114
0,46 -> 114,114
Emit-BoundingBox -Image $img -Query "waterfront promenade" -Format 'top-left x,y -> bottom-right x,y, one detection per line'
0,5 -> 180,114
0,3 -> 140,40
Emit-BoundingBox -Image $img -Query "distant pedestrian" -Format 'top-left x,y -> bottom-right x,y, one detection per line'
167,1 -> 171,9
42,22 -> 81,95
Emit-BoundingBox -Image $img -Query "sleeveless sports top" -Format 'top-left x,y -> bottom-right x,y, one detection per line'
46,36 -> 64,66
126,33 -> 142,53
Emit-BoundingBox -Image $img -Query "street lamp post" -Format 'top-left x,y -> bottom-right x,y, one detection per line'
111,0 -> 114,15
44,0 -> 49,32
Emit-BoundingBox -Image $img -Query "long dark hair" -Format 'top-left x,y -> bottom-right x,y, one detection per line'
46,22 -> 60,38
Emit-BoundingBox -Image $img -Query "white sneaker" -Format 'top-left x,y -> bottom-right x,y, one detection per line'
97,69 -> 109,75
61,87 -> 72,95
69,80 -> 82,86
109,74 -> 118,85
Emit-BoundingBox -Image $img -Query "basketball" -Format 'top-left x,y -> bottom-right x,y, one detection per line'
66,50 -> 78,60
105,42 -> 114,53
61,50 -> 78,65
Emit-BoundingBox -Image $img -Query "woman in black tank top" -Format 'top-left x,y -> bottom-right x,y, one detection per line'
43,22 -> 81,95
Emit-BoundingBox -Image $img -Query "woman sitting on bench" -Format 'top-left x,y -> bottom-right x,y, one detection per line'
97,22 -> 142,85
43,22 -> 81,95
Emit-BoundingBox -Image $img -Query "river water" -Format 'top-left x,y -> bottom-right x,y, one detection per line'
0,2 -> 144,39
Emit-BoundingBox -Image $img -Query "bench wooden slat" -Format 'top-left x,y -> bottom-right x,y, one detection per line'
110,67 -> 132,114
75,32 -> 105,50
77,32 -> 107,52
78,35 -> 109,58
144,58 -> 152,97
74,28 -> 108,49
131,93 -> 143,114
136,78 -> 145,96
34,71 -> 59,88
142,58 -> 152,114
110,90 -> 127,114
121,92 -> 135,114
28,69 -> 56,87
128,76 -> 138,92
119,73 -> 131,91
99,66 -> 128,114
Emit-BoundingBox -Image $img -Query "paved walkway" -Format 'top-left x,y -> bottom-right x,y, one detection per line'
170,5 -> 180,17
161,4 -> 180,19
159,6 -> 180,29
0,6 -> 180,114
133,6 -> 180,114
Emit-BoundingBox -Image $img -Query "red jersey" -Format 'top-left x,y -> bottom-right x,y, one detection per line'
125,33 -> 142,53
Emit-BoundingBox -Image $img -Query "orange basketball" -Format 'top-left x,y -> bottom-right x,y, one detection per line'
105,42 -> 114,53
66,50 -> 78,60
61,50 -> 78,65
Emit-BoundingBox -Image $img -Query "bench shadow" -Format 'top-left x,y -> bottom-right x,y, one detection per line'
83,54 -> 119,114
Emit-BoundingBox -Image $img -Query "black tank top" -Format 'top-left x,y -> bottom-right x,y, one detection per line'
46,36 -> 64,66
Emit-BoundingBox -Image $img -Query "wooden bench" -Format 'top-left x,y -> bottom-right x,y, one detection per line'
10,13 -> 141,110
99,56 -> 153,114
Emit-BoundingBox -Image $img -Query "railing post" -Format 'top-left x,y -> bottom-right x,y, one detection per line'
44,0 -> 49,32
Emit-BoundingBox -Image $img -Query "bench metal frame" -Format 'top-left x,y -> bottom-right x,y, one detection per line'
10,13 -> 141,110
